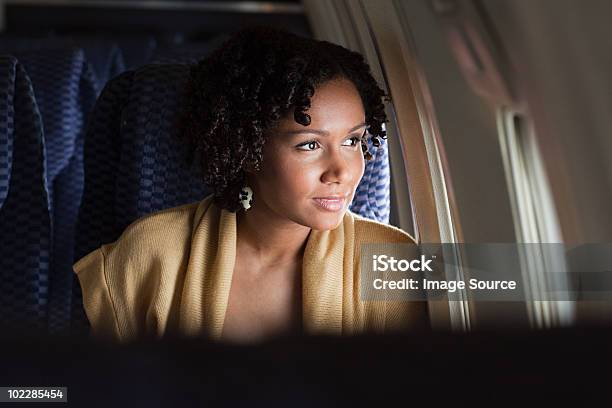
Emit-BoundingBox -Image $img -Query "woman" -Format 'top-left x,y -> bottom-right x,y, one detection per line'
74,26 -> 429,344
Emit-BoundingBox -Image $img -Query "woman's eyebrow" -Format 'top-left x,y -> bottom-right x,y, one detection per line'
284,122 -> 367,136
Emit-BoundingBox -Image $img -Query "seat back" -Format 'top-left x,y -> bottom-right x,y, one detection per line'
350,135 -> 391,223
72,71 -> 136,334
72,38 -> 126,91
0,45 -> 99,334
21,48 -> 98,335
0,36 -> 126,94
115,64 -> 209,231
0,56 -> 51,334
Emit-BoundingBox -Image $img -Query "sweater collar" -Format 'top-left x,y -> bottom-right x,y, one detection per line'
179,196 -> 352,340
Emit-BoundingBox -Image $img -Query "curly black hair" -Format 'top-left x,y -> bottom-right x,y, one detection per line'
181,26 -> 390,212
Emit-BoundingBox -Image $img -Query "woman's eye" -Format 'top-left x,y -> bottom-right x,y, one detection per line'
296,135 -> 361,151
296,140 -> 320,151
342,136 -> 361,147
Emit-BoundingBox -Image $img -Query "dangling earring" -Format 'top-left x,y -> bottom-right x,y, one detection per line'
239,186 -> 253,210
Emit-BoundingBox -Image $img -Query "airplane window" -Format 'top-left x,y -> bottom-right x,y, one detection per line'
497,108 -> 574,327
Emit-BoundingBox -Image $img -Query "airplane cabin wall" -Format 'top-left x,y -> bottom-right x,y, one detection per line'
483,0 -> 612,325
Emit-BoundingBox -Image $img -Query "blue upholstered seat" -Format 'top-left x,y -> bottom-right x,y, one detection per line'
350,135 -> 391,224
0,44 -> 99,334
72,39 -> 126,92
0,56 -> 51,334
19,49 -> 98,335
0,36 -> 126,94
75,71 -> 135,262
72,71 -> 136,334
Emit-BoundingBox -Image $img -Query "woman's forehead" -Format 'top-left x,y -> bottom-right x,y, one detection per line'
276,79 -> 365,134
311,79 -> 363,110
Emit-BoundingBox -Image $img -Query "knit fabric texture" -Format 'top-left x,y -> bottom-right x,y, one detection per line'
74,196 -> 427,343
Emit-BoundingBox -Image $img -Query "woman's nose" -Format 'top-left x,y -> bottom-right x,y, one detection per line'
320,149 -> 353,185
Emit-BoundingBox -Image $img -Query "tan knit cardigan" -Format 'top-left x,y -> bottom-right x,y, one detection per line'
74,196 -> 428,343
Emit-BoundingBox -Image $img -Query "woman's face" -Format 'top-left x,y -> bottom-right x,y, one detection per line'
248,77 -> 366,231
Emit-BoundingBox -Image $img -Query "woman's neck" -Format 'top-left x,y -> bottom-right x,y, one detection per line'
236,204 -> 311,268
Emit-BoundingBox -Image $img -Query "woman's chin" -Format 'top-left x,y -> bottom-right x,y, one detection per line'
309,214 -> 345,231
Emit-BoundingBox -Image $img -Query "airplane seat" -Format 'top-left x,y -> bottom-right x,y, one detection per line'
0,56 -> 52,335
6,48 -> 99,335
75,65 -> 208,259
350,135 -> 391,224
70,38 -> 127,92
113,63 -> 211,232
0,36 -> 127,95
72,70 -> 136,334
73,64 -> 210,334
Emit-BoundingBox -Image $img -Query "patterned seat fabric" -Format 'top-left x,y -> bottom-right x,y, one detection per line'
72,71 -> 135,334
0,36 -> 126,94
27,49 -> 97,336
0,56 -> 51,335
5,48 -> 98,335
115,64 -> 210,231
76,66 -> 208,252
72,38 -> 126,92
350,135 -> 391,224
73,65 -> 209,332
75,71 -> 135,262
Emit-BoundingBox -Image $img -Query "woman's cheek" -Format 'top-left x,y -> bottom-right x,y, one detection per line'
286,164 -> 319,197
348,152 -> 365,185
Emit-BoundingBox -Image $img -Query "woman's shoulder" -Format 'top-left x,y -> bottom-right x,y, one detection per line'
116,200 -> 203,245
74,199 -> 208,275
349,211 -> 417,245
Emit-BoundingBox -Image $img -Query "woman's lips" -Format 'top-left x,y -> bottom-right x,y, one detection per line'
312,197 -> 345,212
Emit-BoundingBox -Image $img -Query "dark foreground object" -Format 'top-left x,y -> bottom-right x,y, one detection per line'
0,327 -> 608,407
